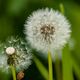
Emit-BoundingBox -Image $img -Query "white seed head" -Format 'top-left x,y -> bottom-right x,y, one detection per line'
6,47 -> 15,55
24,8 -> 71,60
0,37 -> 32,73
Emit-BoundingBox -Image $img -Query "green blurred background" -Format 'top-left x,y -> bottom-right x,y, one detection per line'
0,0 -> 80,80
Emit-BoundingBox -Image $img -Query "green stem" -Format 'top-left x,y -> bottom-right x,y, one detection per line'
48,51 -> 53,80
10,65 -> 16,80
55,58 -> 62,80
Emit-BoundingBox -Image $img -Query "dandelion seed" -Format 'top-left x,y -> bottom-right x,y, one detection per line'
24,8 -> 71,59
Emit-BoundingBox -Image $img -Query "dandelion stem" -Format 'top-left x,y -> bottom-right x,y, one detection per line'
10,65 -> 16,80
48,51 -> 53,80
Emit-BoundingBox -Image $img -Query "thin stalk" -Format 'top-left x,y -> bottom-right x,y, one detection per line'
48,51 -> 53,80
10,65 -> 16,80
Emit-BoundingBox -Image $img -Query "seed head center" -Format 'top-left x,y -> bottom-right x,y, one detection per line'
40,25 -> 55,35
40,25 -> 55,43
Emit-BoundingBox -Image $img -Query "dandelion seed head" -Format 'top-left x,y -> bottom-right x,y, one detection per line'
24,8 -> 71,60
0,37 -> 32,73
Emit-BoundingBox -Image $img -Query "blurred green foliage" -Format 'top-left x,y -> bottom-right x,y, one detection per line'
0,0 -> 80,80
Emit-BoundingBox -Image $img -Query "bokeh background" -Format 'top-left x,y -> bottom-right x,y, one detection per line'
0,0 -> 80,80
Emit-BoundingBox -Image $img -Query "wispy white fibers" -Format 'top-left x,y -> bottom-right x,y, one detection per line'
0,37 -> 32,73
24,8 -> 71,60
